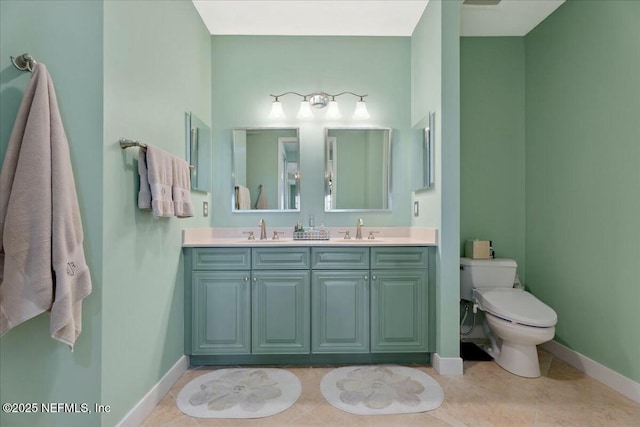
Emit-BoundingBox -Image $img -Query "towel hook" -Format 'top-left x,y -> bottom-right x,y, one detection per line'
11,53 -> 37,72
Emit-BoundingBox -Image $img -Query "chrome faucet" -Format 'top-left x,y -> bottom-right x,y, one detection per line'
355,218 -> 364,240
259,219 -> 267,240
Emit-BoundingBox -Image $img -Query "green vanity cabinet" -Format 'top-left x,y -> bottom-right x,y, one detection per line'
192,271 -> 251,355
252,270 -> 310,354
311,247 -> 370,353
371,269 -> 429,352
185,245 -> 434,364
370,247 -> 430,353
188,248 -> 252,355
251,247 -> 311,354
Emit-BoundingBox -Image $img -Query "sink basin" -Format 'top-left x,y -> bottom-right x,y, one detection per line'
330,238 -> 385,244
238,238 -> 292,243
221,238 -> 387,246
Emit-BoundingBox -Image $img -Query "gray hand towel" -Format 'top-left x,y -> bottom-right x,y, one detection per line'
141,146 -> 175,218
172,157 -> 193,218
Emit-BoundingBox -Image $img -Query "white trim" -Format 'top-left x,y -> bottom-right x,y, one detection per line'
116,355 -> 189,427
432,352 -> 463,375
542,340 -> 640,404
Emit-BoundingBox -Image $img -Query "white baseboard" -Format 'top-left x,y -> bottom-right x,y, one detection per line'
116,355 -> 189,427
433,352 -> 463,375
542,340 -> 639,404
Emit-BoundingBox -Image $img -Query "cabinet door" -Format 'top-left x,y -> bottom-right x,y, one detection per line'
192,271 -> 251,355
312,271 -> 369,353
252,270 -> 310,354
371,270 -> 428,352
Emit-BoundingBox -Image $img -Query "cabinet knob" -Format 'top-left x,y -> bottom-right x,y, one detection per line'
253,277 -> 257,282
243,276 -> 249,282
372,275 -> 377,280
364,275 -> 369,281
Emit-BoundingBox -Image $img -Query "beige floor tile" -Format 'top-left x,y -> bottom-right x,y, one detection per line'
140,393 -> 184,427
142,355 -> 640,427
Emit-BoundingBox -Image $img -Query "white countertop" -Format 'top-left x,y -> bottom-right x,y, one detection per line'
183,227 -> 438,247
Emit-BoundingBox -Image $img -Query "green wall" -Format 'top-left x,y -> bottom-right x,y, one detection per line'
0,1 -> 104,426
525,0 -> 640,382
211,35 -> 412,228
102,0 -> 212,424
411,0 -> 461,359
460,38 -> 526,278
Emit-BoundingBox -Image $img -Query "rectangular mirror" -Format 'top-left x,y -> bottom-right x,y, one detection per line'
232,128 -> 300,212
325,128 -> 391,211
414,112 -> 435,191
185,112 -> 212,193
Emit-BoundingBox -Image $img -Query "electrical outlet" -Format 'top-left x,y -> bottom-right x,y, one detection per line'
203,201 -> 209,217
413,201 -> 419,217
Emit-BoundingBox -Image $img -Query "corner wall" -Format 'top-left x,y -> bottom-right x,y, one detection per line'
460,37 -> 526,277
411,0 -> 461,360
102,1 -> 212,424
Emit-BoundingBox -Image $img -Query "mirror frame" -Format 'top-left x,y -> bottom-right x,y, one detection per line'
185,112 -> 212,193
324,127 -> 392,213
231,127 -> 301,213
413,111 -> 435,192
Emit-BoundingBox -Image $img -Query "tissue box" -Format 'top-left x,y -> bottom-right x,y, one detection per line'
465,240 -> 491,259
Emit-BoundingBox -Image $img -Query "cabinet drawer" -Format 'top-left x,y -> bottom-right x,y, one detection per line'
252,247 -> 310,269
311,247 -> 369,269
371,247 -> 428,269
192,248 -> 251,270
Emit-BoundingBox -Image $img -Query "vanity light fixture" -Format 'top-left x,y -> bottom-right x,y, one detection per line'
296,97 -> 314,120
268,96 -> 286,120
269,91 -> 369,120
325,97 -> 341,120
353,96 -> 370,120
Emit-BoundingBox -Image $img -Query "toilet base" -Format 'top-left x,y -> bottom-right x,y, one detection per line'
494,341 -> 540,378
484,312 -> 555,378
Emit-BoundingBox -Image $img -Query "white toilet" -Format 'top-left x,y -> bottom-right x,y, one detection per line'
460,257 -> 557,378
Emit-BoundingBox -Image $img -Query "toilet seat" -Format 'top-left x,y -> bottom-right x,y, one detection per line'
474,288 -> 557,328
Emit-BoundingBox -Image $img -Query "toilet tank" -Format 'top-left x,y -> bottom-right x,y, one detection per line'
460,258 -> 517,301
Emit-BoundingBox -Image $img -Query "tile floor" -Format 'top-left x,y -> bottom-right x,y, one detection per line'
142,349 -> 640,426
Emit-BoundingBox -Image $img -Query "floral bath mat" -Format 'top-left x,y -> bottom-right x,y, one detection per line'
176,368 -> 301,419
320,365 -> 444,415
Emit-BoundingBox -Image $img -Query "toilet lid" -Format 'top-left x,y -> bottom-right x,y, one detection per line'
474,288 -> 557,327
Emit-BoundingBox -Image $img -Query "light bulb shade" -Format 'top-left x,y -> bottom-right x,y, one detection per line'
325,100 -> 341,120
297,100 -> 314,119
269,100 -> 286,120
353,100 -> 370,120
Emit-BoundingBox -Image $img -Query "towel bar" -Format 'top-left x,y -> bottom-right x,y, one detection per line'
119,138 -> 147,149
119,138 -> 194,169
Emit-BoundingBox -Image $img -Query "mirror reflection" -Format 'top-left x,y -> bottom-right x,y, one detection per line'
325,128 -> 391,211
185,112 -> 212,193
413,112 -> 435,191
232,128 -> 300,211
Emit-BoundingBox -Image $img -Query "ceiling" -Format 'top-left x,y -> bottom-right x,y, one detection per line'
192,0 -> 565,37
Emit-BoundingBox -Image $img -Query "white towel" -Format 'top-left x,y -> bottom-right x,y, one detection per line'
235,185 -> 251,210
172,158 -> 193,218
139,146 -> 174,218
0,63 -> 92,350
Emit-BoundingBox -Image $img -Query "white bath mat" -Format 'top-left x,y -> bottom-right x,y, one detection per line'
176,368 -> 301,419
320,365 -> 444,416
